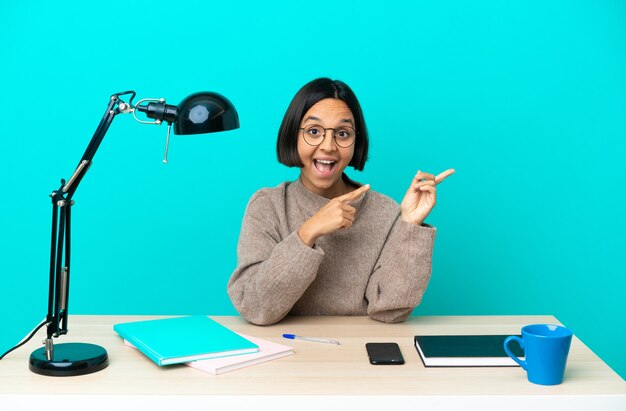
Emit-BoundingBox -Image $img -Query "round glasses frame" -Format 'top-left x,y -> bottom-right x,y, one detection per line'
298,125 -> 357,148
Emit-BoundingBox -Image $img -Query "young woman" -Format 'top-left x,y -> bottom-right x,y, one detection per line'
227,78 -> 454,325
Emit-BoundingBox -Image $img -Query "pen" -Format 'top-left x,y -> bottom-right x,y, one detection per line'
282,333 -> 341,345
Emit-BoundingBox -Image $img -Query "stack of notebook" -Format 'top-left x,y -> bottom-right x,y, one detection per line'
114,316 -> 293,374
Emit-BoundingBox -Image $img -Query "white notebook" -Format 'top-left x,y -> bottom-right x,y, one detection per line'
125,333 -> 293,375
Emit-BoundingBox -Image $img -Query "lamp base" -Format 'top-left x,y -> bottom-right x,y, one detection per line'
29,342 -> 108,376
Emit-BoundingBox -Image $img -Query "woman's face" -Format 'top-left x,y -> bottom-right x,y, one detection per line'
297,98 -> 355,198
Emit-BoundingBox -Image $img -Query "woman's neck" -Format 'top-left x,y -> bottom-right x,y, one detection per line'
299,173 -> 353,199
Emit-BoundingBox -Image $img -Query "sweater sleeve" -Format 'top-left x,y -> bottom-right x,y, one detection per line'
365,217 -> 436,323
227,192 -> 325,325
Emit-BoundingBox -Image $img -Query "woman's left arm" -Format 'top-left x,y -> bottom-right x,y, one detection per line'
365,219 -> 436,323
365,169 -> 454,323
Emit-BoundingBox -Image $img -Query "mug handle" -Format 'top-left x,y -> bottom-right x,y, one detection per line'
504,336 -> 527,370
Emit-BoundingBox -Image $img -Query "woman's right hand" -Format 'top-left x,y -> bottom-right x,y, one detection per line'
298,184 -> 370,247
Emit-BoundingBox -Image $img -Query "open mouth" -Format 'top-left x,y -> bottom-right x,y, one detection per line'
313,159 -> 337,176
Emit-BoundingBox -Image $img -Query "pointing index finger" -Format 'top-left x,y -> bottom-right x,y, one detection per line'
435,169 -> 455,185
339,184 -> 370,202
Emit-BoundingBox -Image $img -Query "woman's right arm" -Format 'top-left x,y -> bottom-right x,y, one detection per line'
227,192 -> 325,325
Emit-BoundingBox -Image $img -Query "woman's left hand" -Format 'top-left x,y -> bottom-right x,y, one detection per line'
401,169 -> 455,225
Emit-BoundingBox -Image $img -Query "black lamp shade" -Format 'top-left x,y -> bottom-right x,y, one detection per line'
174,92 -> 239,135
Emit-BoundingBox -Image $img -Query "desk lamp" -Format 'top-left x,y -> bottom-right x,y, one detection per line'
26,90 -> 239,376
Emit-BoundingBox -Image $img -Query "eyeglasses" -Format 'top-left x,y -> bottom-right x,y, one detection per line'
299,124 -> 356,148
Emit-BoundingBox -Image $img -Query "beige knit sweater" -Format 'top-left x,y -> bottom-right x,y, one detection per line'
227,176 -> 436,325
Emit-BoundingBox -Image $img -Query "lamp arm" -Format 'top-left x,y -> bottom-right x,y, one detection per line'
45,91 -> 135,346
63,91 -> 135,199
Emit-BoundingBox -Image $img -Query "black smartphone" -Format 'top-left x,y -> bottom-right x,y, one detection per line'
366,342 -> 405,365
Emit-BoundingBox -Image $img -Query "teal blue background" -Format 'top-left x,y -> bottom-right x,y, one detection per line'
1,1 -> 624,379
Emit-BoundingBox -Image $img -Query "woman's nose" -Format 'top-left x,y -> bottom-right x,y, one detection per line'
319,130 -> 338,151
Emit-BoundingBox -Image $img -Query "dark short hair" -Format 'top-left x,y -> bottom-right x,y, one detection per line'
277,78 -> 369,171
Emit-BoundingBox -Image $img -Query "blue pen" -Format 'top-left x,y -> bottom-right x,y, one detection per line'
283,333 -> 341,345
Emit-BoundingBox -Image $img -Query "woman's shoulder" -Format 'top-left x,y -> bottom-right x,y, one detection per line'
344,175 -> 397,208
246,181 -> 292,210
343,175 -> 399,215
365,189 -> 400,212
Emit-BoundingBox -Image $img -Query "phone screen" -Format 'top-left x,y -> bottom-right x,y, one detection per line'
366,342 -> 405,365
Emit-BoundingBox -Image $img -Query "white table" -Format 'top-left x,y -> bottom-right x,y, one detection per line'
1,315 -> 624,410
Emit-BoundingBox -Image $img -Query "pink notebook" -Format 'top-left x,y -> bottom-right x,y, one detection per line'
124,333 -> 293,375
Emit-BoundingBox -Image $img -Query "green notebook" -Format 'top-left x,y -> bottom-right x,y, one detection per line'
414,335 -> 524,367
113,316 -> 258,366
